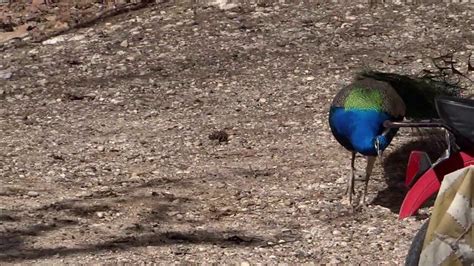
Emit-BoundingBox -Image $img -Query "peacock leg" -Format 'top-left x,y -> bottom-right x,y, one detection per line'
346,151 -> 356,204
361,156 -> 376,206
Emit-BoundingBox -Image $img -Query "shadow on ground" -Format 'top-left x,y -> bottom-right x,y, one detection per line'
0,228 -> 264,262
374,132 -> 446,213
0,177 -> 271,262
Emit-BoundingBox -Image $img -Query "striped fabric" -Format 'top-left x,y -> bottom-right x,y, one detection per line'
419,166 -> 474,265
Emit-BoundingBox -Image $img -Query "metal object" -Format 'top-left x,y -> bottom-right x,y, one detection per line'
383,120 -> 444,128
385,118 -> 474,219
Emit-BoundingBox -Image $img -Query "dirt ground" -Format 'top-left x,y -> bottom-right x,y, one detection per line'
1,0 -> 473,264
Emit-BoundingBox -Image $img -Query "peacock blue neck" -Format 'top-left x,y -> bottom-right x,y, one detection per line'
349,128 -> 390,156
329,107 -> 394,156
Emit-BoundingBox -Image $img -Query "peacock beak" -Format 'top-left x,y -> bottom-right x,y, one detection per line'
375,138 -> 383,158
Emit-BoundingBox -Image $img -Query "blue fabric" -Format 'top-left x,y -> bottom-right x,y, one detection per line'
329,107 -> 395,156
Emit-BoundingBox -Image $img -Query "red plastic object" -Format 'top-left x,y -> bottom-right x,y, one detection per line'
405,151 -> 432,187
399,149 -> 474,219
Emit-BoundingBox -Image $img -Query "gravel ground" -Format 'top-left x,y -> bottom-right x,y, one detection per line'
0,0 -> 473,264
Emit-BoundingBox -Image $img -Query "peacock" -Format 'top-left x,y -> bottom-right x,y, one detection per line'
328,70 -> 461,206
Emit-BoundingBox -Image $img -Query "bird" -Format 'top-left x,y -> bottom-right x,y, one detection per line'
328,70 -> 461,207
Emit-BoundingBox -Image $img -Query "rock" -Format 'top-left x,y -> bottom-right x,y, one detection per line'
120,40 -> 129,48
130,172 -> 140,180
69,34 -> 86,41
367,226 -> 382,235
42,36 -> 66,45
319,184 -> 330,189
37,79 -> 48,86
339,241 -> 348,247
76,191 -> 93,197
210,0 -> 238,10
0,69 -> 12,80
27,191 -> 40,197
335,176 -> 346,184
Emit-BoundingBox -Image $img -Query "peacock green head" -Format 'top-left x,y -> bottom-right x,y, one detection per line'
344,88 -> 383,111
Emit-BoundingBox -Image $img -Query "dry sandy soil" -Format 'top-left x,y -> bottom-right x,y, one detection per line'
1,0 -> 473,264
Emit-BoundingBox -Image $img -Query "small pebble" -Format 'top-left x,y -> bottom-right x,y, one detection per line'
27,191 -> 40,197
120,40 -> 129,48
0,70 -> 12,80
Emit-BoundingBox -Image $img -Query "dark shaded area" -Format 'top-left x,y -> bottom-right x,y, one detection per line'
374,133 -> 446,213
230,166 -> 274,179
136,177 -> 189,189
0,178 -> 272,263
405,219 -> 430,266
0,209 -> 17,222
0,229 -> 265,262
0,219 -> 79,257
38,201 -> 113,218
209,130 -> 229,143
